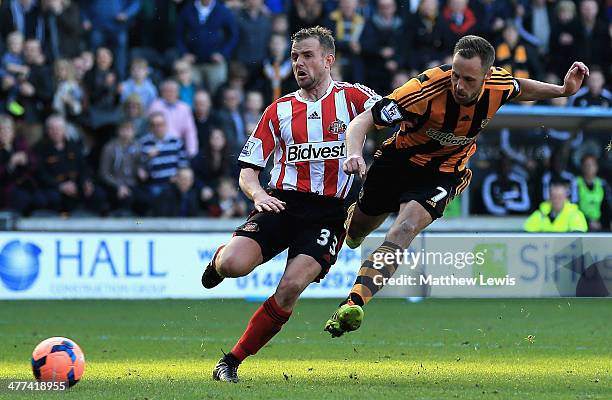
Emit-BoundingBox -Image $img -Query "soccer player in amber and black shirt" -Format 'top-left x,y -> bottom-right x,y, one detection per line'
324,35 -> 590,338
200,26 -> 380,382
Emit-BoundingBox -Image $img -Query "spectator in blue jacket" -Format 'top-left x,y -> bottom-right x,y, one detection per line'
80,0 -> 140,80
234,0 -> 272,90
176,0 -> 238,94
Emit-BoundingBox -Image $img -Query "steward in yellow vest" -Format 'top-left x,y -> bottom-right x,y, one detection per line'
524,182 -> 588,232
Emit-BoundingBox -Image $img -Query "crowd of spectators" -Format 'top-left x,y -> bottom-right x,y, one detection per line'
0,0 -> 610,228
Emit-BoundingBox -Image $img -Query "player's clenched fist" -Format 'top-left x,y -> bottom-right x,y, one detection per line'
343,154 -> 366,178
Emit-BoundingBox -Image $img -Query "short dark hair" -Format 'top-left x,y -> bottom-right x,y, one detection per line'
550,180 -> 569,190
291,26 -> 335,54
580,153 -> 598,165
588,65 -> 604,77
453,35 -> 495,71
118,120 -> 134,131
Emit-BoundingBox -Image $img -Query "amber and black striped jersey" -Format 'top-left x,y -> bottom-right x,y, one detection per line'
371,64 -> 521,173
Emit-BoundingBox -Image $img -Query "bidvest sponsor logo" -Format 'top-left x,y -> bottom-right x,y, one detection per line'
425,128 -> 475,146
286,140 -> 346,163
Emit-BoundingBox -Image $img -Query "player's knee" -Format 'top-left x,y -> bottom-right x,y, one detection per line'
387,219 -> 420,244
217,252 -> 249,278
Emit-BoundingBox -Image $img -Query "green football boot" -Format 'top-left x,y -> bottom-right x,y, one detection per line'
324,303 -> 364,338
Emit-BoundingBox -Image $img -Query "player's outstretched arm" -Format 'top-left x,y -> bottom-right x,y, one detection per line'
239,168 -> 286,213
344,110 -> 375,178
514,62 -> 589,102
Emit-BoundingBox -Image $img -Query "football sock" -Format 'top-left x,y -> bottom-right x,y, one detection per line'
342,241 -> 403,307
201,245 -> 225,288
230,296 -> 291,362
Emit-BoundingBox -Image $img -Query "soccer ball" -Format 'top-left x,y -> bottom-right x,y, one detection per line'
31,337 -> 85,387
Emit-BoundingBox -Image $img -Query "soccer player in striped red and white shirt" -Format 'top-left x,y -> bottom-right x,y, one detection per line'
201,26 -> 380,382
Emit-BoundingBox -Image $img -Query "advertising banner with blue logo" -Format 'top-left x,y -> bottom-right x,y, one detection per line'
0,233 -> 610,299
0,233 -> 361,299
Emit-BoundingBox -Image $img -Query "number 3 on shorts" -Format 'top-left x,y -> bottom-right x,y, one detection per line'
317,228 -> 338,256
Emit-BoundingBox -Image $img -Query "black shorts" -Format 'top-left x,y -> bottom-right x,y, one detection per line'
233,190 -> 346,282
358,149 -> 472,220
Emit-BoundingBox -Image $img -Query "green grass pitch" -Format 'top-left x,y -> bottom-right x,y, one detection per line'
0,299 -> 610,399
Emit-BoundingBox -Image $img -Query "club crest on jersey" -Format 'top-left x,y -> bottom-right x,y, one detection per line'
328,119 -> 347,135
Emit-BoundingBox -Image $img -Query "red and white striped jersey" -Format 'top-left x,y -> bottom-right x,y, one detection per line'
238,81 -> 380,198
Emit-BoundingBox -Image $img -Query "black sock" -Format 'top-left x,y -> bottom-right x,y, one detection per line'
225,352 -> 241,366
339,292 -> 365,307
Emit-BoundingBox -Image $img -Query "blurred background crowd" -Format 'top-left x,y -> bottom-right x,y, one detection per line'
0,0 -> 610,230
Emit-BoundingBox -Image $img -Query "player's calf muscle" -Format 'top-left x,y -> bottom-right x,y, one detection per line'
274,255 -> 322,309
348,220 -> 369,239
276,276 -> 305,296
274,280 -> 304,309
349,217 -> 376,238
349,210 -> 386,239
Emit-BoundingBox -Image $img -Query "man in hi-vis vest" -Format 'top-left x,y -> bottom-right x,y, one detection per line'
576,154 -> 611,232
524,181 -> 588,232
